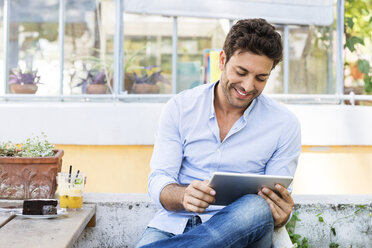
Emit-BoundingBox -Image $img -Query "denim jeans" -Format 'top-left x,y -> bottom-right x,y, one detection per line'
135,194 -> 274,248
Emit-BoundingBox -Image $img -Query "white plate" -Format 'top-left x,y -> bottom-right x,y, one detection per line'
0,207 -> 23,215
16,209 -> 67,219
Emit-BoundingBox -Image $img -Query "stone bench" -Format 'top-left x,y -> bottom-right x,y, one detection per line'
73,193 -> 372,248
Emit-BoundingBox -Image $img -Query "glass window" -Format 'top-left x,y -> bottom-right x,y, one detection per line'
64,0 -> 115,95
263,26 -> 284,94
7,0 -> 60,95
177,17 -> 229,93
123,14 -> 173,94
288,25 -> 334,94
0,0 -> 4,94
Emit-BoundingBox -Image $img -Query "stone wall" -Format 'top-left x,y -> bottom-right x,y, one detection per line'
74,193 -> 372,248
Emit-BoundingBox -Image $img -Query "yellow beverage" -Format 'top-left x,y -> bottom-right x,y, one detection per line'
59,195 -> 83,208
57,172 -> 85,209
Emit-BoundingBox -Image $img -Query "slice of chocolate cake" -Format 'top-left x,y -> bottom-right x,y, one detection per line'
22,199 -> 58,215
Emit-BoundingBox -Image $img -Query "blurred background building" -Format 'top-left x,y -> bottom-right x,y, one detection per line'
0,0 -> 371,195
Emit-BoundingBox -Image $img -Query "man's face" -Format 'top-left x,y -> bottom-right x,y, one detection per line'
218,50 -> 274,110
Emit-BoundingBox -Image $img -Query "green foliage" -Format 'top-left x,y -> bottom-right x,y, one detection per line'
345,0 -> 372,93
317,205 -> 367,248
345,36 -> 364,52
286,211 -> 310,248
286,206 -> 370,247
330,243 -> 340,248
0,142 -> 18,157
0,133 -> 55,158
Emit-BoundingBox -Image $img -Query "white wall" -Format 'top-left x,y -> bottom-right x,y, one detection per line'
0,102 -> 371,146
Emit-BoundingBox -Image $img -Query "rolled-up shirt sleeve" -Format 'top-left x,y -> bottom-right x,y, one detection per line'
265,114 -> 301,226
148,97 -> 183,209
265,114 -> 301,193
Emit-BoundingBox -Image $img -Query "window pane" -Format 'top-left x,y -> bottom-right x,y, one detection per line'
64,0 -> 114,95
123,14 -> 173,94
264,26 -> 284,94
289,25 -> 334,94
0,0 -> 4,94
177,17 -> 229,93
7,1 -> 59,95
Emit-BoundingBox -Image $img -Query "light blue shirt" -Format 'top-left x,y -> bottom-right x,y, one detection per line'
148,81 -> 301,235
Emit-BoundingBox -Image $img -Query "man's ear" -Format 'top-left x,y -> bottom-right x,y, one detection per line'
219,50 -> 226,71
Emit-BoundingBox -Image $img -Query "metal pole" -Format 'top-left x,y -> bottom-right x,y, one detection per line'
59,0 -> 65,98
3,0 -> 9,94
336,0 -> 344,96
172,16 -> 178,94
283,25 -> 290,94
114,0 -> 124,95
328,25 -> 333,94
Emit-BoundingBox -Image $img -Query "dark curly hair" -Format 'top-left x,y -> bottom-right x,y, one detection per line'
223,18 -> 283,69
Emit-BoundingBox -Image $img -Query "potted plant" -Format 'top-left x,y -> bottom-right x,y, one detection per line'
0,134 -> 64,199
8,68 -> 40,94
127,65 -> 170,94
77,68 -> 108,94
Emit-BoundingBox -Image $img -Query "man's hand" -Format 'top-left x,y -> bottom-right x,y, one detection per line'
182,180 -> 216,213
258,184 -> 294,227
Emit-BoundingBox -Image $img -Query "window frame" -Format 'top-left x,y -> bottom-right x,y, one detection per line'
0,0 -> 369,105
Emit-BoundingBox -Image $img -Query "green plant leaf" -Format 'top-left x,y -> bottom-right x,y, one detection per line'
331,227 -> 336,236
293,234 -> 302,240
358,59 -> 370,74
345,36 -> 364,52
346,17 -> 354,29
318,216 -> 324,222
364,76 -> 372,93
330,242 -> 340,248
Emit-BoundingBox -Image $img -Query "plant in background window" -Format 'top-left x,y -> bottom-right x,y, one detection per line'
127,65 -> 170,94
8,68 -> 41,94
76,65 -> 109,94
73,50 -> 114,95
344,0 -> 372,95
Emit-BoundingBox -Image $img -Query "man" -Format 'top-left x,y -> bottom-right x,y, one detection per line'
136,18 -> 301,248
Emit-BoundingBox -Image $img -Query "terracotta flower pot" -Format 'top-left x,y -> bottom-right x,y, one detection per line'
86,84 -> 108,94
350,64 -> 364,80
131,83 -> 160,94
0,149 -> 64,199
10,84 -> 38,94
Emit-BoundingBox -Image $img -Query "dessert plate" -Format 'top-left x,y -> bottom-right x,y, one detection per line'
0,207 -> 23,215
16,209 -> 67,219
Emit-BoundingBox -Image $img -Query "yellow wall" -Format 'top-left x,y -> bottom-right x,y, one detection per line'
56,145 -> 153,193
293,146 -> 372,194
56,145 -> 372,195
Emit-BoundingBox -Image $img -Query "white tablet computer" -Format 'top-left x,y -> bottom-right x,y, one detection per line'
208,172 -> 293,206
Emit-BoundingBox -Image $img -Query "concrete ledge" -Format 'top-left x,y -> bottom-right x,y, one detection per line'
73,193 -> 372,248
292,195 -> 372,247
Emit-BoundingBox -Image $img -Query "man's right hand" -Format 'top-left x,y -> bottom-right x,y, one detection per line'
182,180 -> 216,213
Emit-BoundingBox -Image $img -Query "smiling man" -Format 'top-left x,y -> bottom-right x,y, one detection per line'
136,19 -> 301,248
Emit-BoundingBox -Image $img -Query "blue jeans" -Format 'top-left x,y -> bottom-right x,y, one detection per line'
135,194 -> 274,248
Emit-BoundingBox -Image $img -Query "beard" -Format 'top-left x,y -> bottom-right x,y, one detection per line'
220,78 -> 259,109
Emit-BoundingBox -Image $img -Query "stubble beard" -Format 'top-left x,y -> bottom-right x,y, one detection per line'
221,78 -> 258,110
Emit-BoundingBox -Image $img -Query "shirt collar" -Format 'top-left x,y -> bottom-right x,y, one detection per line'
209,81 -> 257,121
209,81 -> 218,119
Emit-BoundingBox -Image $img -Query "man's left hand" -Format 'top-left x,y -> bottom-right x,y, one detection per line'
258,184 -> 294,227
